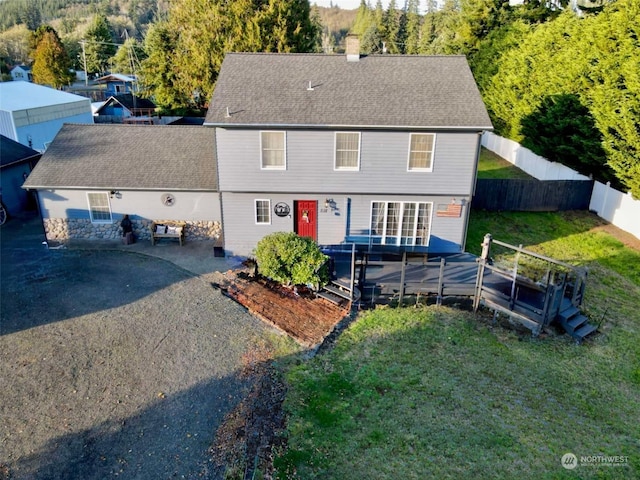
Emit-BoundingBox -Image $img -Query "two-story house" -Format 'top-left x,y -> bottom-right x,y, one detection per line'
205,40 -> 493,257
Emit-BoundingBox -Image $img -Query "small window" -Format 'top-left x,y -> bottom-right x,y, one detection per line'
335,132 -> 360,170
260,131 -> 286,169
255,199 -> 271,224
87,192 -> 112,223
408,133 -> 435,171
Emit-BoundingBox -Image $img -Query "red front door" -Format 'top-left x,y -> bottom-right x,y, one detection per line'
295,200 -> 317,241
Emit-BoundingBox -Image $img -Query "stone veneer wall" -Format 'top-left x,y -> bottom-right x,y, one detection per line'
43,218 -> 222,242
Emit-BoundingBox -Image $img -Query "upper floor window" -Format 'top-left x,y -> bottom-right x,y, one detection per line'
335,132 -> 360,170
255,199 -> 271,224
261,131 -> 286,170
87,192 -> 112,223
408,133 -> 435,171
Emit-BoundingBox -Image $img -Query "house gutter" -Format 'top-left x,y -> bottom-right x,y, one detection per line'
21,186 -> 218,192
203,122 -> 494,132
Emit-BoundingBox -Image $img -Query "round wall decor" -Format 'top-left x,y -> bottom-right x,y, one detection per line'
161,193 -> 176,206
274,202 -> 290,217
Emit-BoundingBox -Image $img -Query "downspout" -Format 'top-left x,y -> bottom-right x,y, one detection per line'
461,131 -> 483,253
31,189 -> 49,248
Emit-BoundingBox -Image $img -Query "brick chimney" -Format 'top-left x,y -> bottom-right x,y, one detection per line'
346,35 -> 360,62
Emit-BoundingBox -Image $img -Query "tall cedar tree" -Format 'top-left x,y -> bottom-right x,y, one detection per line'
140,0 -> 319,112
404,0 -> 422,54
520,94 -> 612,183
30,25 -> 74,88
83,13 -> 116,75
483,0 -> 640,197
384,0 -> 402,53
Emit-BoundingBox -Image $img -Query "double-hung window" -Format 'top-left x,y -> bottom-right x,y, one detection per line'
87,192 -> 112,223
334,132 -> 360,170
408,133 -> 435,171
371,201 -> 432,246
255,199 -> 271,225
260,131 -> 286,169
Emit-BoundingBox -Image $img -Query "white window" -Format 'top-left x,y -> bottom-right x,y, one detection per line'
255,199 -> 271,225
260,131 -> 286,169
408,133 -> 435,171
335,132 -> 360,170
371,201 -> 432,246
87,192 -> 112,223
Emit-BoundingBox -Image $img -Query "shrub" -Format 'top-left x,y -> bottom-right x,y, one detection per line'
254,232 -> 329,288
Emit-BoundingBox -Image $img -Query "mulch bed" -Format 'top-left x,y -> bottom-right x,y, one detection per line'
216,270 -> 350,348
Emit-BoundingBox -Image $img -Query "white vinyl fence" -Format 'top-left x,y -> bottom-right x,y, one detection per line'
589,181 -> 640,240
482,132 -> 640,240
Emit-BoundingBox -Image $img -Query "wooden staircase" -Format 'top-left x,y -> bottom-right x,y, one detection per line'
556,298 -> 598,343
316,279 -> 354,308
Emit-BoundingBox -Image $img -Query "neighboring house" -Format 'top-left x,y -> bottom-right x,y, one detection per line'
22,124 -> 221,243
95,74 -> 136,96
10,64 -> 32,82
1,135 -> 41,216
204,40 -> 493,256
94,94 -> 156,122
0,82 -> 93,152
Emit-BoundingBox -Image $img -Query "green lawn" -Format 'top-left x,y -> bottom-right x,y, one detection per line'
477,147 -> 533,179
275,211 -> 640,479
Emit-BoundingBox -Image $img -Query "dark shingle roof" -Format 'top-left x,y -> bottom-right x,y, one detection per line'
1,135 -> 41,168
205,53 -> 493,130
96,94 -> 156,113
23,124 -> 217,191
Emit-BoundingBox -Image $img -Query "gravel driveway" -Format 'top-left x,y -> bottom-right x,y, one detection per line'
0,215 -> 273,479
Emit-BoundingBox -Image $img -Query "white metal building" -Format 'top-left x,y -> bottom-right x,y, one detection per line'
0,82 -> 93,152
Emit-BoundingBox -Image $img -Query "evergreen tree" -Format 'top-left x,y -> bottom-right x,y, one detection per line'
138,21 -> 189,112
361,22 -> 382,53
419,0 -> 462,54
111,37 -> 145,75
84,13 -> 116,75
482,0 -> 640,197
141,0 -> 319,112
30,25 -> 74,88
384,0 -> 401,53
351,0 -> 373,37
520,94 -> 612,182
405,0 -> 422,54
19,2 -> 41,31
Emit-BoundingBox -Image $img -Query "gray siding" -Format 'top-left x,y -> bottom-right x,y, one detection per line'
221,192 -> 468,257
38,189 -> 221,222
216,128 -> 480,196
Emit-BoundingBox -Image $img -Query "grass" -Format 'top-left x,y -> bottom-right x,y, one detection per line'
275,211 -> 640,479
477,147 -> 534,179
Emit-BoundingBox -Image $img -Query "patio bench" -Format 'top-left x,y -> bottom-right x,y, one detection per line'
150,221 -> 186,246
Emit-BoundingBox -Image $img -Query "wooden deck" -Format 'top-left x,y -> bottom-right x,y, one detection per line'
322,237 -> 597,341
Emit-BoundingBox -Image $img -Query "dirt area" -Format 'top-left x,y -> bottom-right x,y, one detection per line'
593,222 -> 640,252
0,215 -> 353,479
215,269 -> 350,349
0,217 -> 281,480
206,268 -> 352,479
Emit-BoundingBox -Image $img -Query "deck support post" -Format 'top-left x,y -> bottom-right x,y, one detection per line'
349,243 -> 356,300
437,258 -> 446,306
399,251 -> 407,306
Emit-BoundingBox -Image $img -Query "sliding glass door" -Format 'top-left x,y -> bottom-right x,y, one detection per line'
371,201 -> 432,246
